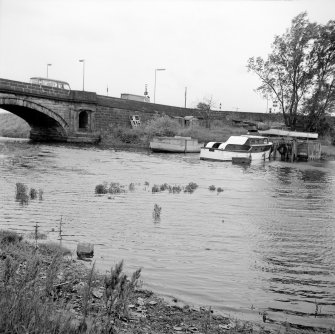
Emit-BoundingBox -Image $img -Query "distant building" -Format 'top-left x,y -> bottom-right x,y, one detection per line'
120,93 -> 150,103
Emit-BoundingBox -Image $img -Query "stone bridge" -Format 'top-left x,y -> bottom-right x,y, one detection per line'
0,78 -> 280,143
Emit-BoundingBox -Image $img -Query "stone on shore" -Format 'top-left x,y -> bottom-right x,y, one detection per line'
76,242 -> 94,259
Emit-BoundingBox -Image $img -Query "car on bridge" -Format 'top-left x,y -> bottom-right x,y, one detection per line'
30,77 -> 71,90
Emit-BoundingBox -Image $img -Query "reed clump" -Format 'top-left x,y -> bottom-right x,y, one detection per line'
15,182 -> 29,204
152,184 -> 161,193
169,185 -> 182,194
153,204 -> 162,220
108,182 -> 125,194
95,182 -> 126,195
184,182 -> 198,193
15,183 -> 44,204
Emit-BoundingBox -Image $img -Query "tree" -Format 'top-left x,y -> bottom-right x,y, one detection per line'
196,97 -> 215,128
302,20 -> 335,132
247,12 -> 335,133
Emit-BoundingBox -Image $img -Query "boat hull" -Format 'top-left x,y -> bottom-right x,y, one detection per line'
200,147 -> 272,161
150,137 -> 202,153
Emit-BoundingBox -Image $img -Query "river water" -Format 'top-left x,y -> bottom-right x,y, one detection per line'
1,138 -> 335,330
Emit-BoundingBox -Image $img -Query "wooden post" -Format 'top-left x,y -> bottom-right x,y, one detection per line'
34,223 -> 39,250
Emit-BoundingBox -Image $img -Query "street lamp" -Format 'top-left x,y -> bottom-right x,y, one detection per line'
46,64 -> 52,78
154,68 -> 166,103
79,59 -> 85,91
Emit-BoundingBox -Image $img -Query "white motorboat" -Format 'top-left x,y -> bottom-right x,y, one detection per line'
200,135 -> 273,161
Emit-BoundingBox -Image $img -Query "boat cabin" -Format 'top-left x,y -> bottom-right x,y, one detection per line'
205,135 -> 271,153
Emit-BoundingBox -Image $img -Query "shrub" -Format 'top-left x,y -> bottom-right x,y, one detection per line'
209,185 -> 216,191
217,187 -> 224,193
128,183 -> 135,191
0,230 -> 23,244
144,115 -> 180,139
115,127 -> 142,144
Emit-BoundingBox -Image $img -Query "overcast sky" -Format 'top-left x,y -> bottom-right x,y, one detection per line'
0,0 -> 334,113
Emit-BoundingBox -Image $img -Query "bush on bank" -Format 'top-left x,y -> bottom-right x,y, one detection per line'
101,115 -> 247,147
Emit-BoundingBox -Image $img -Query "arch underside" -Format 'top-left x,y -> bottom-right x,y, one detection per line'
0,98 -> 69,141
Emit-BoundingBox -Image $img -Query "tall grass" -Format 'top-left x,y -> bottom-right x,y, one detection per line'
0,230 -> 142,334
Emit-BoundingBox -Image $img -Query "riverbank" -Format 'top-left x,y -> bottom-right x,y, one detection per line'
0,230 -> 260,333
1,112 -> 335,160
1,230 -> 332,334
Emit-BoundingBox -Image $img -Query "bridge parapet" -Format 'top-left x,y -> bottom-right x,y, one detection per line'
0,78 -> 97,103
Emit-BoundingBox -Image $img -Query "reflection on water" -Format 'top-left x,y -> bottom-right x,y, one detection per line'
0,140 -> 335,330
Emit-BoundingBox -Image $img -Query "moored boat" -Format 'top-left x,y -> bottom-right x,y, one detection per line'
150,136 -> 203,153
200,135 -> 273,162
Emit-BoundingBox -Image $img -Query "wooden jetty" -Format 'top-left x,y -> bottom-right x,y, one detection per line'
259,129 -> 321,162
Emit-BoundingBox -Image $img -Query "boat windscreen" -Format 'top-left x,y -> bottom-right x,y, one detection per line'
224,144 -> 250,152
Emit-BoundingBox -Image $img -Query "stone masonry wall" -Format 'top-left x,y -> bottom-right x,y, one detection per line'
95,95 -> 284,133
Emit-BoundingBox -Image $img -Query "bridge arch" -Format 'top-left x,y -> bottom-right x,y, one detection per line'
0,97 -> 69,141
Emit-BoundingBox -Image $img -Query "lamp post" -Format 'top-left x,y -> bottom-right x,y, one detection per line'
46,64 -> 52,78
79,59 -> 85,91
154,68 -> 166,103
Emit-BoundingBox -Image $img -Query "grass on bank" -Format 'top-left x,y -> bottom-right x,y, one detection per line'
0,229 -> 143,334
100,115 -> 248,147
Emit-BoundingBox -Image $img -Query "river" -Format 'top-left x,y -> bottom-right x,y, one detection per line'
0,138 -> 334,330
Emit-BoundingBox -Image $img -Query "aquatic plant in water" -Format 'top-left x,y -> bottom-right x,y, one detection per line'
38,189 -> 44,200
153,204 -> 162,220
30,188 -> 37,199
109,182 -> 126,194
152,185 -> 160,193
95,183 -> 108,194
169,185 -> 182,194
160,183 -> 169,191
15,182 -> 29,205
184,182 -> 198,193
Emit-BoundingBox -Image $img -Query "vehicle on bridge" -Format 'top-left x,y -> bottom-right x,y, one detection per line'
30,77 -> 71,90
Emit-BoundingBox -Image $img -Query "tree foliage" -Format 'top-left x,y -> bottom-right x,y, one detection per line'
247,12 -> 335,133
196,97 -> 215,128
